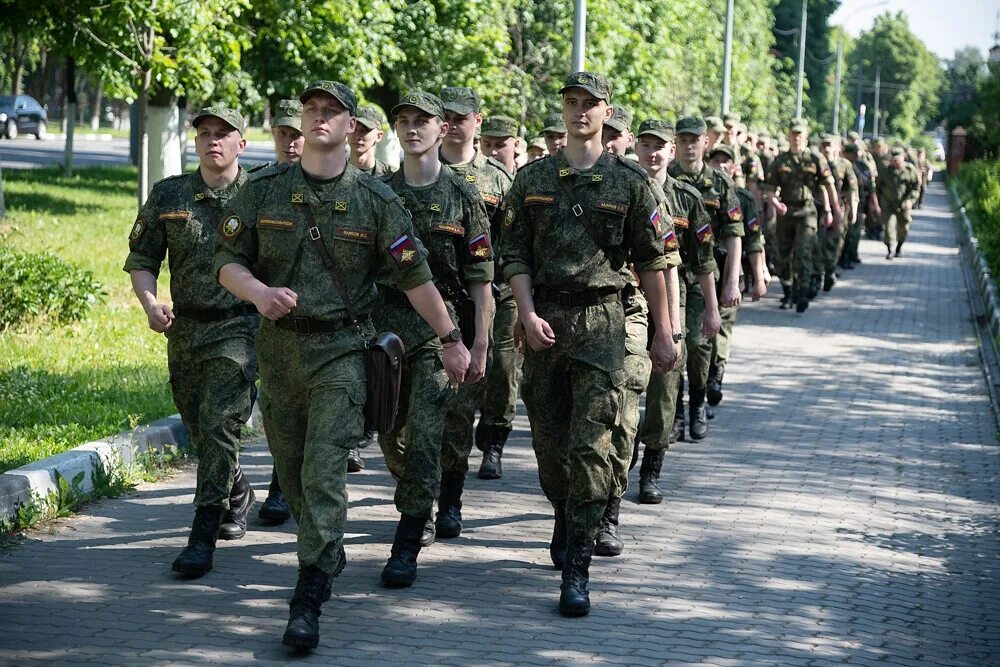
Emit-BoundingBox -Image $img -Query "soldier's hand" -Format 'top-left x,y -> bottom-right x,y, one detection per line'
253,287 -> 298,320
902,200 -> 912,211
823,210 -> 834,228
752,270 -> 771,302
513,320 -> 525,352
145,302 -> 174,333
721,282 -> 742,308
523,314 -> 556,351
773,200 -> 788,216
701,306 -> 722,339
649,333 -> 677,374
442,342 -> 471,385
466,339 -> 489,384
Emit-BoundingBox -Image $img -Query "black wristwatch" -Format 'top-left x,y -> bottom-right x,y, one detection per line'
671,332 -> 684,343
439,328 -> 462,345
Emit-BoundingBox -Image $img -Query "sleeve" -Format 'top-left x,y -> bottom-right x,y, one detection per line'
762,156 -> 781,193
717,176 -> 745,239
739,190 -> 764,254
627,179 -> 669,273
844,162 -> 859,196
657,200 -> 681,269
213,182 -> 261,279
460,194 -> 495,284
684,192 -> 717,277
500,174 -> 534,282
374,192 -> 434,291
123,188 -> 166,276
817,154 -> 835,187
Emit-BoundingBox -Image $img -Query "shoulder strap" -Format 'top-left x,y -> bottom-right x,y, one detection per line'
303,205 -> 367,346
552,158 -> 610,254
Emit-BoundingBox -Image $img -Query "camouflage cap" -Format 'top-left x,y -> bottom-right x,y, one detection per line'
788,117 -> 809,133
846,130 -> 861,141
704,115 -> 725,132
391,91 -> 445,119
676,116 -> 707,136
843,143 -> 860,155
481,115 -> 519,138
890,146 -> 905,157
300,81 -> 358,116
603,106 -> 633,134
722,112 -> 741,129
192,106 -> 246,136
758,129 -> 771,140
541,113 -> 567,134
528,137 -> 547,151
440,87 -> 481,115
355,105 -> 387,131
708,144 -> 735,161
271,99 -> 302,131
636,118 -> 675,142
559,71 -> 612,102
820,133 -> 840,145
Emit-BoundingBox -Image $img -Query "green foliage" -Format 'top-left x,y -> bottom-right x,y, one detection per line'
0,244 -> 105,329
772,0 -> 841,121
955,159 -> 1000,285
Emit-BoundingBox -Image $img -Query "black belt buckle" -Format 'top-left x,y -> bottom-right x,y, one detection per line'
292,316 -> 311,334
555,291 -> 574,307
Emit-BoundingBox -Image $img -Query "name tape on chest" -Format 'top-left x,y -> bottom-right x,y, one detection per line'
703,197 -> 721,209
672,215 -> 689,229
481,193 -> 500,206
159,210 -> 191,221
431,221 -> 465,236
259,217 -> 295,230
595,201 -> 628,216
334,227 -> 374,244
524,194 -> 556,205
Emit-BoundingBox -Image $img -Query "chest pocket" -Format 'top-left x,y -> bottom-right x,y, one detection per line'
160,210 -> 199,255
591,200 -> 627,248
257,212 -> 298,264
523,193 -> 558,234
428,219 -> 464,276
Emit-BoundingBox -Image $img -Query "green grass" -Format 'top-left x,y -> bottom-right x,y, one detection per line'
0,166 -> 174,473
954,159 -> 1000,285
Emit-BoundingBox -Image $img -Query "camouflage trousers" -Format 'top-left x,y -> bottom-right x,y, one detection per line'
711,300 -> 740,375
440,376 -> 485,477
476,294 -> 522,436
166,315 -> 257,509
639,279 -> 688,452
522,300 -> 627,544
610,290 -> 651,499
378,336 -> 453,518
814,221 -> 846,277
844,218 -> 863,261
685,278 -> 711,393
883,208 -> 912,250
257,319 -> 371,575
763,206 -> 780,270
776,205 -> 818,299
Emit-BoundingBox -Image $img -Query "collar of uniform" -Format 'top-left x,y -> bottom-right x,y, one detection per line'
670,161 -> 709,184
394,164 -> 451,211
440,148 -> 485,171
554,149 -> 613,179
192,166 -> 247,202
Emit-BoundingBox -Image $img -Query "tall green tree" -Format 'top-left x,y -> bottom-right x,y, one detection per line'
939,46 -> 987,131
772,0 -> 841,120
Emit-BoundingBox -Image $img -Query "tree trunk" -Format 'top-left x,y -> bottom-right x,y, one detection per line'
36,48 -> 49,110
11,34 -> 25,95
63,57 -> 76,177
137,26 -> 154,206
0,157 -> 7,220
147,85 -> 181,185
178,96 -> 188,171
89,76 -> 104,131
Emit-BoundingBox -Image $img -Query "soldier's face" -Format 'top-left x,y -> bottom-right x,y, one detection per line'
301,93 -> 356,149
635,135 -> 672,175
395,108 -> 447,156
676,133 -> 706,165
443,110 -> 481,147
543,131 -> 566,154
708,154 -> 736,177
788,130 -> 806,152
561,90 -> 611,140
601,127 -> 632,156
271,126 -> 304,164
707,129 -> 723,147
892,156 -> 904,169
348,125 -> 383,155
724,126 -> 739,144
194,117 -> 246,172
481,135 -> 517,166
527,146 -> 546,161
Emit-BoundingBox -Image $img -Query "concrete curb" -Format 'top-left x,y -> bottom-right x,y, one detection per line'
949,182 -> 1000,424
0,414 -> 189,526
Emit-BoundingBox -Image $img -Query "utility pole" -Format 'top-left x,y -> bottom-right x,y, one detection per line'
795,0 -> 807,117
571,0 -> 586,73
832,36 -> 844,134
855,69 -> 865,134
721,0 -> 735,115
872,67 -> 881,138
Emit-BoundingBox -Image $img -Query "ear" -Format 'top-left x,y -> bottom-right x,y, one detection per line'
439,121 -> 450,140
347,117 -> 357,134
237,137 -> 247,155
603,104 -> 613,121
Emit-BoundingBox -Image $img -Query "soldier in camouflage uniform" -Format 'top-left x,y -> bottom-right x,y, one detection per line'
376,92 -> 494,565
878,146 -> 920,259
668,116 -> 743,440
704,116 -> 725,151
349,105 -> 394,178
540,113 -> 567,156
633,119 -> 718,505
214,81 -> 470,651
763,118 -> 837,313
817,135 -> 858,290
527,137 -> 547,161
841,143 -> 877,269
125,107 -> 258,578
436,87 -> 514,521
481,115 -> 520,176
501,72 -> 678,616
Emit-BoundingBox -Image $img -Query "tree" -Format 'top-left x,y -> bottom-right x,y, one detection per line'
938,46 -> 987,131
772,0 -> 841,120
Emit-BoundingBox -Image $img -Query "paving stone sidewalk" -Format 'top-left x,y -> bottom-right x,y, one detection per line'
1,182 -> 998,666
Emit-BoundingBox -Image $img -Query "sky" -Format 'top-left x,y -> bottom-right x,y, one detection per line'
831,0 -> 1000,60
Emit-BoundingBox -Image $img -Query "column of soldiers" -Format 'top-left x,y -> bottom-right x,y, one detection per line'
127,69 -> 932,652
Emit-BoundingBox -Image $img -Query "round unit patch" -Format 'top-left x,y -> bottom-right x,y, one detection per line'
222,216 -> 242,237
130,218 -> 144,240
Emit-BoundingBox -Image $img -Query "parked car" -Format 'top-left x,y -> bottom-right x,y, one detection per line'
0,95 -> 47,139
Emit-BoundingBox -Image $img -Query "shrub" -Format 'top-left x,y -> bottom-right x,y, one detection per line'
0,244 -> 106,329
955,160 -> 1000,282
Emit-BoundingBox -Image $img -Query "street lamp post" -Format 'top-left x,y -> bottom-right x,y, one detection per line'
795,0 -> 807,117
833,1 -> 888,135
571,0 -> 586,73
721,0 -> 735,115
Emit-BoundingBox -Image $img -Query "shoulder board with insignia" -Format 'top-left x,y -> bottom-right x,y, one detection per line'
614,154 -> 649,180
516,154 -> 553,177
148,171 -> 192,199
448,169 -> 485,205
247,162 -> 272,174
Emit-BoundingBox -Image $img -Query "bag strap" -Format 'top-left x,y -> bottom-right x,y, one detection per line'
303,205 -> 368,347
552,158 -> 611,254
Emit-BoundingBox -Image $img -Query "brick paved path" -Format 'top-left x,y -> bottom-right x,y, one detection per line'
1,182 -> 998,666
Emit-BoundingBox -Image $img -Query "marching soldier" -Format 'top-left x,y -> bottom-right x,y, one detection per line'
540,113 -> 567,156
480,115 -> 520,176
348,105 -> 394,178
877,146 -> 920,259
817,135 -> 858,290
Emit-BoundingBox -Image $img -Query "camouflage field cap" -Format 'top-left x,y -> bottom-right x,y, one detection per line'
271,99 -> 302,131
820,133 -> 841,145
440,87 -> 481,115
299,81 -> 358,116
481,115 -> 518,138
722,113 -> 741,129
890,146 -> 905,157
604,106 -> 633,134
788,117 -> 809,133
355,105 -> 387,131
391,91 -> 445,119
528,137 -> 547,151
192,106 -> 246,136
676,116 -> 708,136
559,71 -> 612,102
636,119 -> 675,143
843,143 -> 860,155
704,115 -> 725,132
541,113 -> 567,134
708,144 -> 735,161
846,130 -> 861,141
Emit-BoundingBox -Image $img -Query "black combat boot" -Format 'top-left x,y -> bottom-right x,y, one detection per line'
638,448 -> 665,504
435,472 -> 465,538
172,504 -> 224,577
807,274 -> 821,299
823,272 -> 836,292
895,243 -> 903,258
347,447 -> 365,473
593,495 -> 624,557
474,420 -> 493,453
420,519 -> 436,547
282,564 -> 331,651
259,468 -> 291,525
705,404 -> 716,420
381,513 -> 426,588
793,287 -> 809,313
885,247 -> 893,260
220,468 -> 255,540
478,428 -> 509,479
559,538 -> 594,617
780,283 -> 792,309
706,366 -> 724,406
689,388 -> 709,440
550,505 -> 567,570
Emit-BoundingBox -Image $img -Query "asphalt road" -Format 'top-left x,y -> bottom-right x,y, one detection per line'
0,135 -> 276,170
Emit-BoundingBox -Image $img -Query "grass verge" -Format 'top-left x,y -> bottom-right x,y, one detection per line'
0,166 -> 175,473
953,159 -> 1000,286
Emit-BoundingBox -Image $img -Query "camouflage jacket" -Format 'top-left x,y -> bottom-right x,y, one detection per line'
213,161 -> 433,321
124,167 -> 249,311
736,187 -> 764,254
830,155 -> 859,206
764,149 -> 835,205
657,175 -> 716,279
668,161 -> 744,241
877,162 -> 920,210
